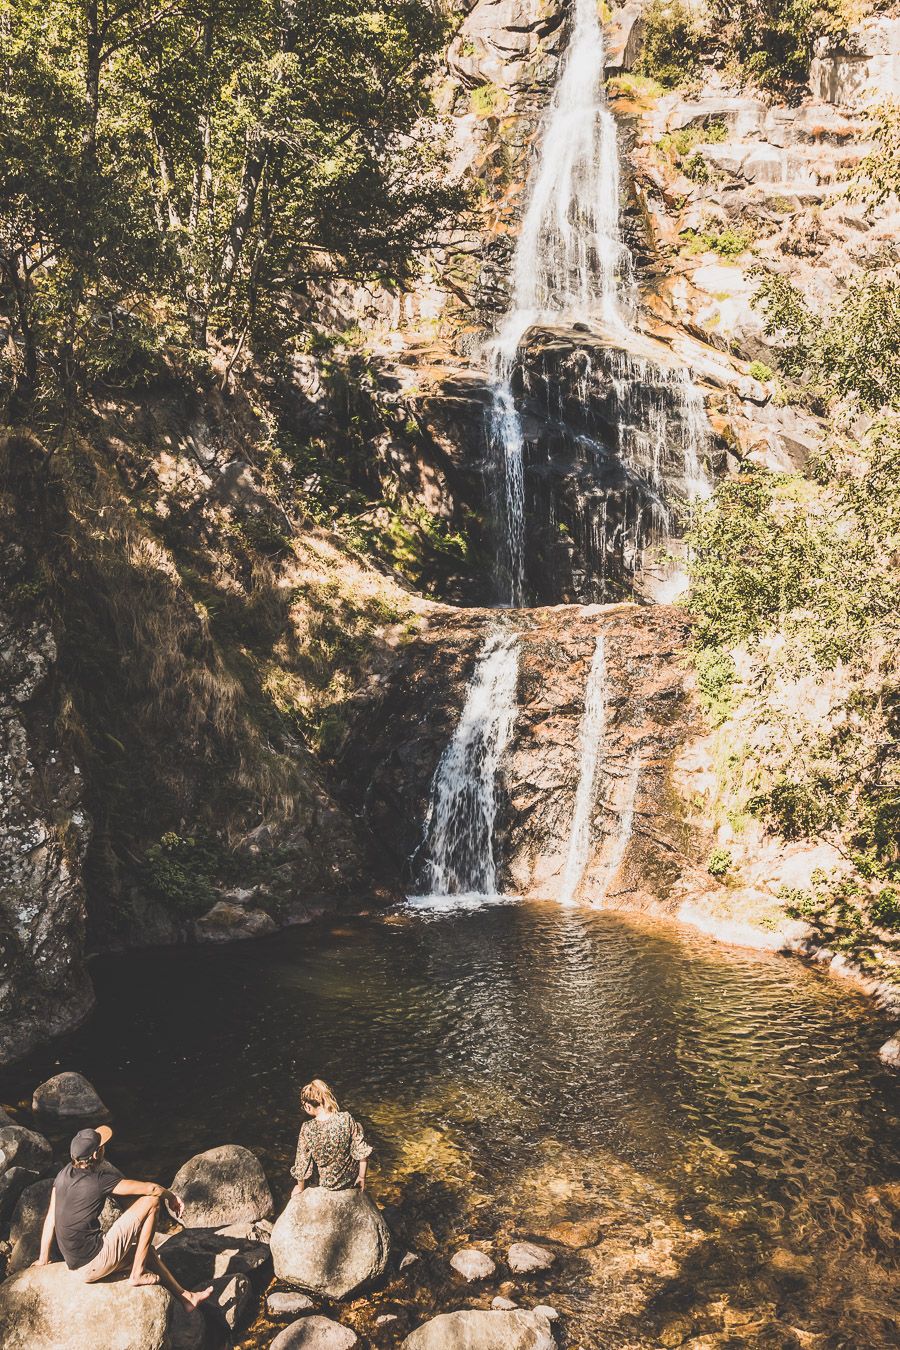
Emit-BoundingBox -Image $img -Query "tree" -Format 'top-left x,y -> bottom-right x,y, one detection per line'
0,0 -> 459,414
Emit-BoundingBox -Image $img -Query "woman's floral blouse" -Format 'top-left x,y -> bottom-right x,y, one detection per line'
292,1111 -> 372,1190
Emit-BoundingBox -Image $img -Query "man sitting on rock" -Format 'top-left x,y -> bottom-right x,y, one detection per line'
35,1125 -> 212,1310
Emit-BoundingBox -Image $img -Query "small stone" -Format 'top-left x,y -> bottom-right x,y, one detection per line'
449,1246 -> 496,1281
399,1250 -> 419,1270
507,1241 -> 555,1274
492,1296 -> 518,1310
268,1290 -> 317,1316
31,1072 -> 108,1119
376,1313 -> 399,1325
270,1315 -> 360,1349
533,1305 -> 559,1321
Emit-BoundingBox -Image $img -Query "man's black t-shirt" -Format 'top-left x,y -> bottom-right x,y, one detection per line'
53,1160 -> 123,1269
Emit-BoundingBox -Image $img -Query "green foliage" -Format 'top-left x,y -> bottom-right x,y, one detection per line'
688,419 -> 900,880
0,0 -> 459,415
695,646 -> 736,726
751,268 -> 900,411
870,887 -> 900,931
747,360 -> 774,381
681,223 -> 753,257
708,0 -> 848,92
143,832 -> 222,913
847,101 -> 900,210
707,847 -> 733,877
636,1 -> 704,89
682,152 -> 711,183
470,83 -> 508,118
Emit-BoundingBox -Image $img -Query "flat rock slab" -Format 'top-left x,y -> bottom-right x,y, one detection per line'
156,1228 -> 271,1283
268,1290 -> 317,1316
270,1188 -> 390,1299
450,1247 -> 496,1281
32,1072 -> 108,1118
170,1144 -> 273,1229
538,1217 -> 607,1248
0,1264 -> 205,1350
402,1309 -> 556,1349
508,1242 -> 555,1274
270,1314 -> 360,1349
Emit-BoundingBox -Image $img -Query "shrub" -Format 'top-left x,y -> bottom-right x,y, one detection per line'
748,360 -> 774,381
143,832 -> 222,913
751,268 -> 900,411
636,1 -> 704,89
871,887 -> 900,931
681,224 -> 753,257
708,847 -> 733,876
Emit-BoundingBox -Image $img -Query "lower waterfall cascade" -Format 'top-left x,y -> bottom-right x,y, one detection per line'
419,628 -> 519,897
557,632 -> 607,906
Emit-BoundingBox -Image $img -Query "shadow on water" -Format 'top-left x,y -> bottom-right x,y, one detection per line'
2,902 -> 899,1347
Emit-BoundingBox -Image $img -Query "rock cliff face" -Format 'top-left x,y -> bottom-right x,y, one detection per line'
0,439 -> 94,1060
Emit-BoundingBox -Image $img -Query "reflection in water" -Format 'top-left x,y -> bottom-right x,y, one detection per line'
3,905 -> 898,1347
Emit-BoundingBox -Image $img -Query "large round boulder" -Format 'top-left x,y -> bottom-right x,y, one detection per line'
32,1072 -> 108,1119
0,1263 -> 205,1350
270,1188 -> 390,1299
401,1310 -> 557,1350
170,1145 -> 273,1229
270,1315 -> 359,1349
0,1124 -> 52,1176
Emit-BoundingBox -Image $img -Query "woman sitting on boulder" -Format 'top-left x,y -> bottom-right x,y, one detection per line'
291,1079 -> 372,1194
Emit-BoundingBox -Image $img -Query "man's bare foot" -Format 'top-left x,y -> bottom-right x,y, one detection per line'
129,1271 -> 160,1287
182,1286 -> 213,1309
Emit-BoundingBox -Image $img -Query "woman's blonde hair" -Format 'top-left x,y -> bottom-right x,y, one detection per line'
301,1078 -> 340,1112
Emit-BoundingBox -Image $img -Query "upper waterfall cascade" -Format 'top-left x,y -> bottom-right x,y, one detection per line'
488,0 -> 710,607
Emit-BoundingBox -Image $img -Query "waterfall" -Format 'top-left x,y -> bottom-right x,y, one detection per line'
420,630 -> 519,897
558,633 -> 607,906
487,0 -> 709,605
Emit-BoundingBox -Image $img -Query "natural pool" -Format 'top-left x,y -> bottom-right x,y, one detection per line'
3,901 -> 898,1348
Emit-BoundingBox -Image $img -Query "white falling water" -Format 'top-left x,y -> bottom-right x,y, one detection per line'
558,633 -> 607,906
487,0 -> 709,604
421,630 -> 519,897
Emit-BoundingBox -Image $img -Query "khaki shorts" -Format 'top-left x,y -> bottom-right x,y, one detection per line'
79,1203 -> 147,1282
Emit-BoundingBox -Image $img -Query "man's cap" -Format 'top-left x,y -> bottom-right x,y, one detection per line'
70,1125 -> 113,1160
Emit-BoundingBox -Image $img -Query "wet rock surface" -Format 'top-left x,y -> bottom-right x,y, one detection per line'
341,603 -> 707,909
449,1246 -> 496,1281
31,1072 -> 107,1119
270,1315 -> 359,1349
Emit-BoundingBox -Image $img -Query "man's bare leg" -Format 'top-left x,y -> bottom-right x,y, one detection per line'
127,1194 -> 162,1287
144,1246 -> 213,1309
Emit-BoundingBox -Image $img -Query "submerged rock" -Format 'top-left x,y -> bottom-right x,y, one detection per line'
270,1314 -> 359,1349
270,1187 -> 390,1299
507,1241 -> 555,1274
32,1072 -> 108,1119
0,1263 -> 205,1350
170,1144 -> 273,1229
402,1309 -> 557,1349
450,1246 -> 497,1281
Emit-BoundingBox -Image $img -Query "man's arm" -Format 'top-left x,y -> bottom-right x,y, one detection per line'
35,1188 -> 56,1265
113,1179 -> 183,1218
